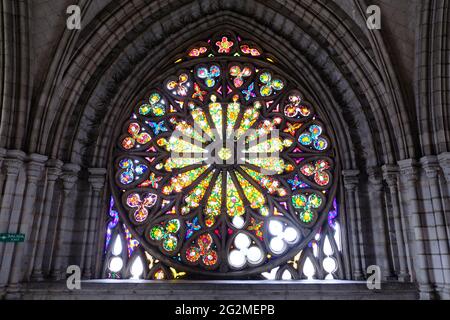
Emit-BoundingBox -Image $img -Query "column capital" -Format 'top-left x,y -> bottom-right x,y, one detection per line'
28,153 -> 48,163
63,163 -> 81,174
61,163 -> 82,192
437,152 -> 450,181
46,159 -> 64,181
26,154 -> 48,182
88,167 -> 107,191
3,150 -> 26,175
382,164 -> 399,186
6,149 -> 27,160
420,155 -> 440,179
342,169 -> 359,190
0,148 -> 5,172
367,166 -> 383,190
367,166 -> 382,179
398,159 -> 420,182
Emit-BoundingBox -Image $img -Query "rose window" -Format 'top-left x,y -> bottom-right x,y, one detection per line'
109,31 -> 339,278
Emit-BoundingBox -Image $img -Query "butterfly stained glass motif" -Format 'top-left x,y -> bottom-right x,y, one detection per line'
185,217 -> 201,240
242,82 -> 256,101
147,121 -> 168,135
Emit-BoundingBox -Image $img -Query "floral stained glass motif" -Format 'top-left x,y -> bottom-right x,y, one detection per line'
117,158 -> 148,185
149,219 -> 181,252
121,123 -> 151,150
229,65 -> 252,88
109,31 -> 338,278
126,192 -> 157,223
300,159 -> 331,187
197,65 -> 221,88
292,193 -> 323,223
299,124 -> 328,151
139,93 -> 166,117
185,234 -> 218,267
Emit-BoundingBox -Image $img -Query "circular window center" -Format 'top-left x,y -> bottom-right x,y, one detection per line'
217,147 -> 232,160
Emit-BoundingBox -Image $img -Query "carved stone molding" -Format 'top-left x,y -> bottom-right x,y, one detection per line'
420,155 -> 441,180
61,163 -> 81,193
3,150 -> 26,176
438,152 -> 450,181
45,159 -> 64,181
398,159 -> 420,183
26,154 -> 48,183
342,169 -> 360,191
88,168 -> 107,192
367,166 -> 384,190
0,148 -> 6,164
5,149 -> 27,160
382,164 -> 400,187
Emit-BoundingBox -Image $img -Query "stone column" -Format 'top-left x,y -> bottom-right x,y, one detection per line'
0,151 -> 25,243
30,159 -> 63,281
382,164 -> 410,282
398,159 -> 435,299
5,154 -> 47,298
0,148 -> 6,198
438,152 -> 450,228
367,167 -> 395,280
83,168 -> 106,279
0,150 -> 26,297
50,163 -> 81,280
342,170 -> 364,280
421,156 -> 450,299
0,147 -> 6,164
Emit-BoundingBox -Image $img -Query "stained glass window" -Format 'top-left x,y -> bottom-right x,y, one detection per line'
103,31 -> 343,280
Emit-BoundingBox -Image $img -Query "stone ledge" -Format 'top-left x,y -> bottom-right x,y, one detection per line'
17,280 -> 419,300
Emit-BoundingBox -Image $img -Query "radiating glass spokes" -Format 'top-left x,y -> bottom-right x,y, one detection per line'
226,95 -> 240,138
162,165 -> 209,194
243,157 -> 287,175
204,174 -> 222,227
182,171 -> 214,214
208,95 -> 223,139
235,172 -> 266,211
226,172 -> 245,217
235,101 -> 262,140
189,102 -> 215,140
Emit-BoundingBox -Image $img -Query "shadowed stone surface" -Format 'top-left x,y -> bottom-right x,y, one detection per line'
20,280 -> 419,300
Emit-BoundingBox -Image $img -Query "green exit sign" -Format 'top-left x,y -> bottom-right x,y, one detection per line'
0,233 -> 25,242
